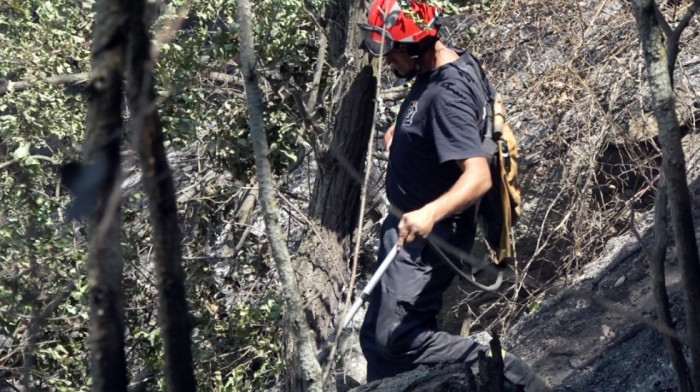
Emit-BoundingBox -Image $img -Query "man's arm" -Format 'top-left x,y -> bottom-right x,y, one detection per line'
397,156 -> 491,249
384,123 -> 395,152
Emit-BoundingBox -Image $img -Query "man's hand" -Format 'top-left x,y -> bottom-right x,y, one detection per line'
384,123 -> 395,152
397,206 -> 438,249
395,157 -> 492,250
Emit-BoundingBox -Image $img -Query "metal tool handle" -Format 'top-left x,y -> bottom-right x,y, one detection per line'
342,244 -> 399,329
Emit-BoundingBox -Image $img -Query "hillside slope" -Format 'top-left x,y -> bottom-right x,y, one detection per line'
508,144 -> 700,390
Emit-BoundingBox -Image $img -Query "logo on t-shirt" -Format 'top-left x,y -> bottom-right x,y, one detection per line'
403,100 -> 418,126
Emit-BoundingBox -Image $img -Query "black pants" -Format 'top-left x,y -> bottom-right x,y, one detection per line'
359,215 -> 548,391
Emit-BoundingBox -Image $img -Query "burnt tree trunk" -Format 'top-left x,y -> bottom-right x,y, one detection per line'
124,0 -> 197,390
633,0 -> 700,388
288,1 -> 379,389
294,0 -> 376,367
309,66 -> 377,237
648,177 -> 692,392
84,0 -> 128,390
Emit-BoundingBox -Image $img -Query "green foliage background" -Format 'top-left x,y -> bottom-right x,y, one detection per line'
0,0 -> 323,389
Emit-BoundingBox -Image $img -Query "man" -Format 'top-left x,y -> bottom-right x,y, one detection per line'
357,1 -> 549,390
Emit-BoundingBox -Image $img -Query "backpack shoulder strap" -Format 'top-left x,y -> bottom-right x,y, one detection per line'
451,51 -> 498,156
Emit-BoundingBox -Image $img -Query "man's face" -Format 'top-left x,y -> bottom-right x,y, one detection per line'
385,49 -> 416,78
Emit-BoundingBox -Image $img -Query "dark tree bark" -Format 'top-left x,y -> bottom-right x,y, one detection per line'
309,66 -> 377,237
310,0 -> 376,238
123,0 -> 196,391
648,177 -> 692,392
274,2 -> 380,390
633,0 -> 700,388
84,0 -> 128,390
288,0 -> 377,386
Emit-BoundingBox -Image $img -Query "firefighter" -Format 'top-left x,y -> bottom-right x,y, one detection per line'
358,1 -> 549,390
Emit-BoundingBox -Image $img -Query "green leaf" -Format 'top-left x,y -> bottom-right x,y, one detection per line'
12,142 -> 30,160
0,114 -> 17,124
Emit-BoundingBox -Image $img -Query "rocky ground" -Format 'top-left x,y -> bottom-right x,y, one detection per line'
507,132 -> 700,391
506,189 -> 694,391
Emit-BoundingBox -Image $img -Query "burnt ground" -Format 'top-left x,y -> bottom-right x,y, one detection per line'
506,214 -> 688,391
504,132 -> 700,391
443,1 -> 700,390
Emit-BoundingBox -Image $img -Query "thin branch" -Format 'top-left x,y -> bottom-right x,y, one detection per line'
0,155 -> 61,171
630,177 -> 693,392
673,0 -> 700,44
236,0 -> 323,388
667,0 -> 700,75
306,32 -> 328,112
289,86 -> 326,160
634,0 -> 700,386
653,2 -> 673,38
0,73 -> 89,96
125,0 -> 197,388
0,158 -> 17,170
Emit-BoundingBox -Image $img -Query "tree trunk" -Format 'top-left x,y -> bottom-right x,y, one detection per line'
288,0 -> 378,387
648,177 -> 692,392
236,0 -> 324,391
633,1 -> 700,388
309,66 -> 376,237
124,1 -> 197,391
84,0 -> 128,390
295,66 -> 376,372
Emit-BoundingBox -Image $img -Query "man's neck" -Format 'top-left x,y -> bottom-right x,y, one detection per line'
419,41 -> 459,73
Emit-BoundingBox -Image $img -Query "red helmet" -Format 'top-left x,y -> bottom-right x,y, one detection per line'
359,0 -> 442,57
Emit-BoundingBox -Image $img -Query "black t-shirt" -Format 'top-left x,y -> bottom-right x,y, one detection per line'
386,52 -> 490,214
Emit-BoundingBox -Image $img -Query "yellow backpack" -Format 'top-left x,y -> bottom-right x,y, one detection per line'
487,93 -> 522,264
456,52 -> 523,265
